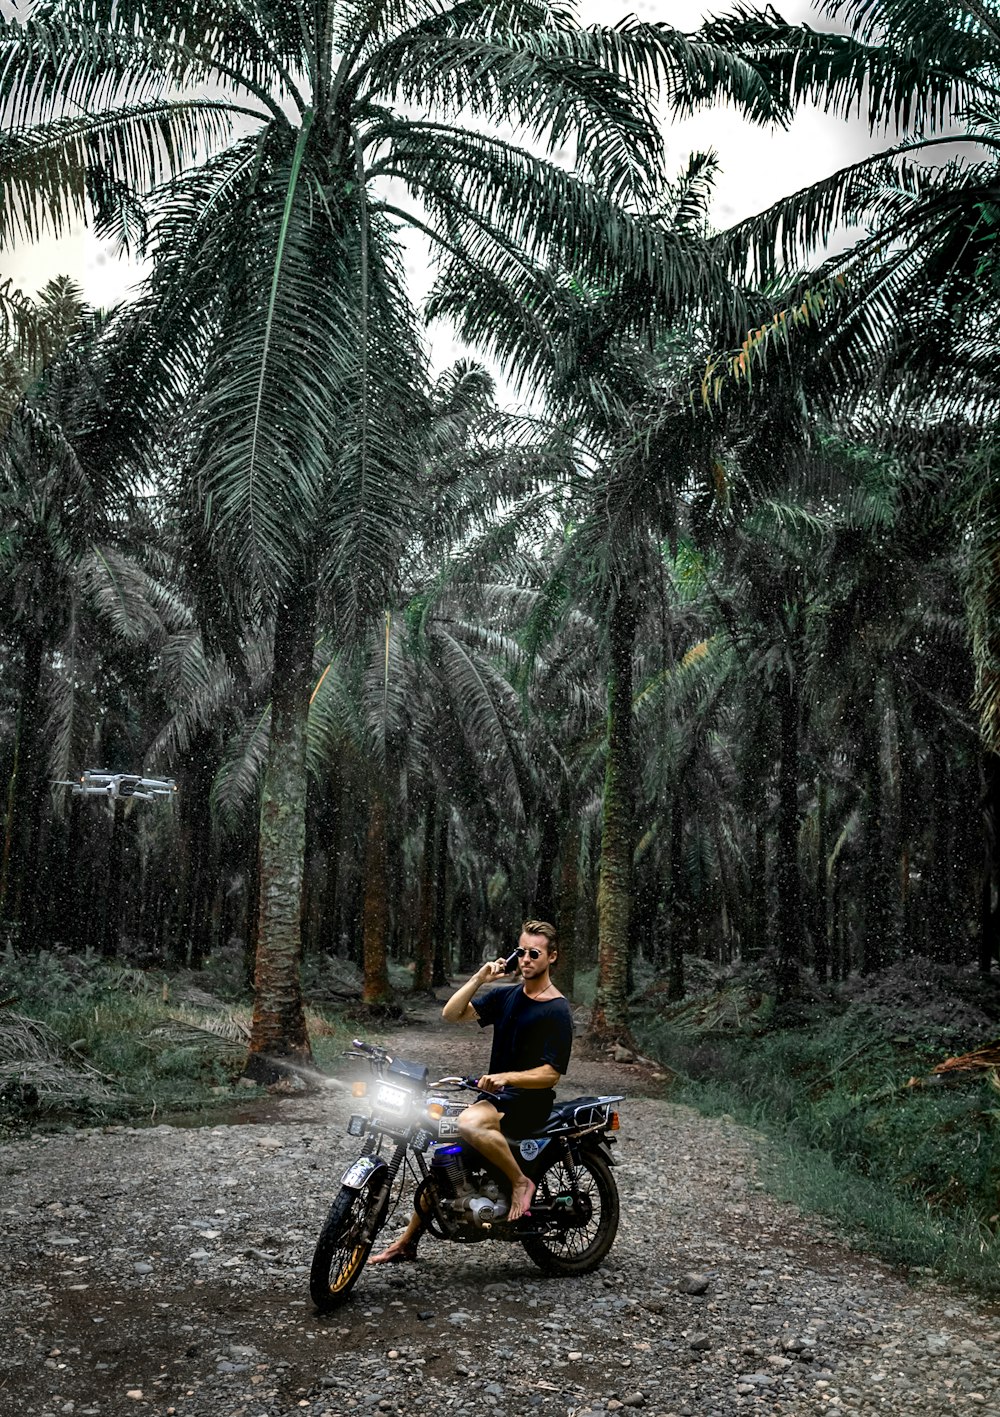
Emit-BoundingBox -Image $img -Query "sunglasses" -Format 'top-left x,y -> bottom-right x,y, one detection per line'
516,947 -> 544,960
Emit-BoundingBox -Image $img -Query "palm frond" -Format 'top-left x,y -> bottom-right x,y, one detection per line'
0,100 -> 236,246
211,700 -> 271,831
697,2 -> 984,134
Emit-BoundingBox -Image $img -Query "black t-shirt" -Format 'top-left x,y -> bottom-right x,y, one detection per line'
473,985 -> 573,1087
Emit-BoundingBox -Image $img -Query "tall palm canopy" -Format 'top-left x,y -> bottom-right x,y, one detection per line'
699,0 -> 1000,414
0,0 -> 782,616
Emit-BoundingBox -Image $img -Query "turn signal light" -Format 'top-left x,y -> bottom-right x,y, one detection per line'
352,1081 -> 368,1098
609,1111 -> 620,1131
426,1102 -> 444,1119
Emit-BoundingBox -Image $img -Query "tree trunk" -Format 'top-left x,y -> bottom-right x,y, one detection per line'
813,779 -> 829,983
413,795 -> 436,993
431,807 -> 450,987
101,798 -> 126,958
245,589 -> 315,1078
533,798 -> 560,922
666,800 -> 685,1001
981,751 -> 1000,974
557,819 -> 580,1000
774,664 -> 803,1000
361,785 -> 392,1004
1,627 -> 46,950
593,586 -> 637,1037
862,703 -> 900,974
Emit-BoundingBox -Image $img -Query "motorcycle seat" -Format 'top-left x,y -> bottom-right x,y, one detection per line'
538,1094 -> 624,1134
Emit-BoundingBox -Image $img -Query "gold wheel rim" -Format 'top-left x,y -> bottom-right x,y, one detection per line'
328,1241 -> 365,1294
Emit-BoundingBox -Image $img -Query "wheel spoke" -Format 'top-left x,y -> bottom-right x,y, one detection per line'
520,1151 -> 619,1276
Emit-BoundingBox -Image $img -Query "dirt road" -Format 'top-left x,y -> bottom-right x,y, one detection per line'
2,999 -> 998,1417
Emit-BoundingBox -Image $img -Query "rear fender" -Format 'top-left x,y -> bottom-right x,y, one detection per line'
340,1155 -> 388,1191
578,1134 -> 618,1168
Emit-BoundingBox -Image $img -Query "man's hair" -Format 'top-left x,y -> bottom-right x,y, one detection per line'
522,919 -> 558,950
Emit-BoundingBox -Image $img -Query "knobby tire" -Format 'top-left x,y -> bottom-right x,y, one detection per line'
310,1182 -> 385,1311
520,1149 -> 619,1276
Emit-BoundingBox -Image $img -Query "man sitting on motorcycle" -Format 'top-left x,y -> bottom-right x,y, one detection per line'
369,920 -> 573,1263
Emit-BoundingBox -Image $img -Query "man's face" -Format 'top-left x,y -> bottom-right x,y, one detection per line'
517,931 -> 553,979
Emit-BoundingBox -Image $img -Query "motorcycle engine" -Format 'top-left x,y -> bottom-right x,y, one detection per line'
432,1149 -> 509,1226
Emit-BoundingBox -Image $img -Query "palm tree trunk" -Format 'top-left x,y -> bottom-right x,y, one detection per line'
775,664 -> 803,1000
362,785 -> 392,1003
813,778 -> 829,982
101,798 -> 126,958
593,586 -> 637,1036
533,799 -> 560,922
667,800 -> 685,1001
431,808 -> 450,987
1,627 -> 46,950
862,700 -> 900,974
245,588 -> 315,1078
413,795 -> 436,993
557,819 -> 580,999
981,751 -> 1000,974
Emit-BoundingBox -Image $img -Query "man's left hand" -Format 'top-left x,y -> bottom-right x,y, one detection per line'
477,1073 -> 508,1093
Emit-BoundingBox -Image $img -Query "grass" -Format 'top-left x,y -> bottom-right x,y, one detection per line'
0,947 -> 355,1132
635,998 -> 1000,1298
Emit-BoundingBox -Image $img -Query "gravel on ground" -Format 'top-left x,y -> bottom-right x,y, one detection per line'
2,996 -> 998,1417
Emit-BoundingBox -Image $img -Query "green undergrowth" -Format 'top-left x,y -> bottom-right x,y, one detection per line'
635,995 -> 1000,1298
0,949 -> 353,1133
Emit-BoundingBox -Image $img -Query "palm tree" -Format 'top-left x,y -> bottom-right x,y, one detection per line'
2,0 -> 788,1070
0,277 -> 154,949
696,0 -> 1000,754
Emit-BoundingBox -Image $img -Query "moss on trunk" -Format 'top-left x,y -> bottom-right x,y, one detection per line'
593,587 -> 637,1037
245,588 -> 315,1079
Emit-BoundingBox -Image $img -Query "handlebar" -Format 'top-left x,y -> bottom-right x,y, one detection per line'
350,1038 -> 389,1057
430,1074 -> 499,1096
343,1039 -> 393,1068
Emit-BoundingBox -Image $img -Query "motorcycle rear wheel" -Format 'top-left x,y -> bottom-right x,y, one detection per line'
520,1150 -> 619,1276
310,1182 -> 384,1311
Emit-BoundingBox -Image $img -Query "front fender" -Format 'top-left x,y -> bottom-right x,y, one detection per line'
340,1154 -> 388,1191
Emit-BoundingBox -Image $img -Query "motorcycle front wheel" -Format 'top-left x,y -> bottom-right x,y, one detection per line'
520,1149 -> 619,1276
310,1181 -> 385,1311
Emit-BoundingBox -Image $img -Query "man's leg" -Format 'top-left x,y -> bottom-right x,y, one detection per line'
369,1204 -> 425,1264
457,1100 -> 535,1221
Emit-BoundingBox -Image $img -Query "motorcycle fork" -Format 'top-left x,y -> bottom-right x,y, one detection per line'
360,1141 -> 406,1245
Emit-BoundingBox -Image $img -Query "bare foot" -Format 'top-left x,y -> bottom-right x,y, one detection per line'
508,1177 -> 535,1222
368,1238 -> 419,1265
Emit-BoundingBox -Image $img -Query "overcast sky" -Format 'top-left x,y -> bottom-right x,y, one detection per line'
0,1 -> 873,389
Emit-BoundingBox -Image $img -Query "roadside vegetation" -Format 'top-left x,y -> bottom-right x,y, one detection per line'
634,959 -> 1000,1296
0,947 -> 356,1131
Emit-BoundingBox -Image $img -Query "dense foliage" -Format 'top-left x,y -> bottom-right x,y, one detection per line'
1,0 -> 999,1268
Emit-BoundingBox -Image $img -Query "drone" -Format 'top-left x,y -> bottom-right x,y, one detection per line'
53,770 -> 178,802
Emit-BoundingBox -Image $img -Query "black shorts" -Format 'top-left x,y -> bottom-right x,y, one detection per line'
483,1087 -> 555,1140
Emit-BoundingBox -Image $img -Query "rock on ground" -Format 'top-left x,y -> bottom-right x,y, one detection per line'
1,998 -> 998,1417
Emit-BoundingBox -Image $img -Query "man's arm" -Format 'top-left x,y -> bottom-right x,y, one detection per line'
441,959 -> 508,1023
477,1064 -> 559,1092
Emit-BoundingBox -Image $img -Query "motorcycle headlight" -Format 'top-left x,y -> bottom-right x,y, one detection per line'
375,1082 -> 410,1114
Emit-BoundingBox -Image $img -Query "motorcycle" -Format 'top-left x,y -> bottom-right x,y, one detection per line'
310,1038 -> 624,1311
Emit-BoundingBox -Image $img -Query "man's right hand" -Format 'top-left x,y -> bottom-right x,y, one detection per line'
477,958 -> 509,985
